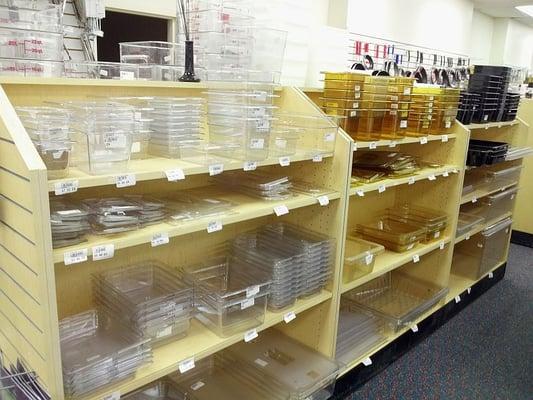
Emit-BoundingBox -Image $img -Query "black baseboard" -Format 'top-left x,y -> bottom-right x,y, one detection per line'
511,230 -> 533,248
331,263 -> 507,399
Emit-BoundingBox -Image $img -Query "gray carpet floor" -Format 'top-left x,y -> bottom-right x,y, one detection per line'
344,243 -> 533,400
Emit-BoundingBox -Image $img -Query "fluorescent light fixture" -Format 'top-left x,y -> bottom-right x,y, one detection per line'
516,5 -> 533,17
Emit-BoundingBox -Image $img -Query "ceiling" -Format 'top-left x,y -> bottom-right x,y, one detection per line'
473,0 -> 533,27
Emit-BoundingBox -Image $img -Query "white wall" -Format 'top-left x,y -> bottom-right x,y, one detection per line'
470,10 -> 494,65
504,19 -> 533,69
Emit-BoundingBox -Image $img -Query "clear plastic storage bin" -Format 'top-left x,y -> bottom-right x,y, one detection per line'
484,165 -> 522,192
343,271 -> 448,332
0,26 -> 62,60
182,255 -> 271,337
0,3 -> 62,32
343,236 -> 385,283
479,186 -> 518,221
356,216 -> 427,252
456,212 -> 485,237
64,61 -> 142,80
0,57 -> 62,76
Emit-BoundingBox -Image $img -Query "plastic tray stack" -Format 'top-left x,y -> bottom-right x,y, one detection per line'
213,170 -> 293,200
50,199 -> 91,249
168,330 -> 339,400
182,255 -> 271,337
59,310 -> 152,399
385,204 -> 448,243
456,212 -> 485,237
502,92 -> 520,122
409,86 -> 459,137
335,299 -> 387,365
353,151 -> 420,178
231,223 -> 335,310
343,271 -> 448,332
0,1 -> 63,77
16,106 -> 73,179
457,91 -> 481,125
467,139 -> 508,167
356,215 -> 427,252
94,262 -> 194,344
321,72 -> 414,141
147,97 -> 207,159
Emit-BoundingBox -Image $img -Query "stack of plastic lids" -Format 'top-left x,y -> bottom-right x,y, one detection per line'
343,272 -> 448,332
146,97 -> 205,158
57,100 -> 136,175
16,106 -> 72,179
182,255 -> 271,337
356,215 -> 427,252
59,309 -> 152,398
0,1 -> 64,77
168,330 -> 339,400
335,298 -> 386,365
165,188 -> 235,225
502,92 -> 520,122
93,262 -> 194,344
213,170 -> 293,200
353,151 -> 420,177
50,199 -> 91,249
232,223 -> 334,310
385,204 -> 448,243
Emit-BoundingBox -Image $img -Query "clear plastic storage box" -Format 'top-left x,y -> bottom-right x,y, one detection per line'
385,204 -> 448,243
0,57 -> 62,76
479,186 -> 519,221
0,26 -> 62,60
456,212 -> 485,238
343,236 -> 385,283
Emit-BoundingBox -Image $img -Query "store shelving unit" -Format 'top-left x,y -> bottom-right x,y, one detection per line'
0,78 -> 352,400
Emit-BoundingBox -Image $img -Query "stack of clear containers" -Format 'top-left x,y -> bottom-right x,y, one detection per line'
50,199 -> 91,249
213,170 -> 293,200
59,309 -> 152,398
182,255 -> 271,337
385,204 -> 448,243
94,262 -> 194,345
356,216 -> 427,252
335,299 -> 386,366
231,223 -> 334,311
168,330 -> 339,400
0,1 -> 63,77
59,101 -> 136,175
16,106 -> 72,179
147,97 -> 207,159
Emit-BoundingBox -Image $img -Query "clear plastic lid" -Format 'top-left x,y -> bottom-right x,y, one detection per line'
344,236 -> 385,267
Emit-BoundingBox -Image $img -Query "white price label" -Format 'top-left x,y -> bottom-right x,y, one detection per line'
64,249 -> 88,266
104,134 -> 127,149
246,285 -> 260,298
131,141 -> 141,153
254,358 -> 268,367
284,311 -> 296,323
165,169 -> 185,182
102,391 -> 120,400
365,254 -> 374,265
420,137 -> 428,145
391,96 -> 399,101
178,357 -> 195,374
413,254 -> 420,263
443,171 -> 449,178
116,174 -> 136,188
378,184 -> 386,193
54,180 -> 78,195
362,357 -> 372,366
190,381 -> 205,391
411,324 -> 419,333
243,161 -> 257,171
445,121 -> 452,129
312,154 -> 323,163
352,102 -> 359,108
151,232 -> 169,247
439,242 -> 445,250
251,107 -> 266,118
404,87 -> 411,95
356,189 -> 365,197
465,235 -> 471,241
324,132 -> 336,142
353,142 -> 358,151
488,272 -> 494,279
349,110 -> 357,118
452,169 -> 459,174
390,110 -> 398,116
256,118 -> 270,131
317,195 -> 330,206
369,142 -> 377,150
472,197 -> 477,204
455,295 -> 461,303
467,287 -> 472,294
156,326 -> 173,339
389,141 -> 397,148
274,205 -> 289,216
354,85 -> 361,91
400,120 -> 408,129
244,329 -> 258,342
408,177 -> 416,185
355,92 -> 361,99
207,220 -> 223,233
279,156 -> 291,167
441,135 -> 449,143
241,298 -> 255,310
120,70 -> 135,80
391,103 -> 399,109
209,164 -> 224,176
407,243 -> 415,250
99,69 -> 108,77
250,138 -> 265,149
92,244 -> 114,261
434,231 -> 441,239
428,174 -> 436,181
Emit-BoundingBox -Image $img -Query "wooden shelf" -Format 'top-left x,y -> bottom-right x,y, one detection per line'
446,260 -> 506,303
349,165 -> 461,197
341,238 -> 451,294
81,290 -> 332,400
461,183 -> 517,205
53,190 -> 340,264
465,120 -> 520,130
354,134 -> 457,150
48,151 -> 330,192
455,212 -> 513,244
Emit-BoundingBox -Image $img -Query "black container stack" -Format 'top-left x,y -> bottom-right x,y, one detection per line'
502,92 -> 521,121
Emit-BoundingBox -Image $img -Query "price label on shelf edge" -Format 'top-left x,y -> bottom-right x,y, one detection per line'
208,164 -> 224,176
54,180 -> 78,195
274,205 -> 289,216
284,311 -> 296,323
92,244 -> 115,261
412,254 -> 420,263
378,184 -> 386,194
165,168 -> 185,182
356,189 -> 365,197
64,249 -> 88,266
244,329 -> 258,342
279,156 -> 291,167
411,324 -> 419,333
317,195 -> 330,206
115,174 -> 136,188
207,220 -> 223,234
178,357 -> 195,374
243,161 -> 257,171
312,154 -> 323,163
151,232 -> 169,247
362,357 -> 372,366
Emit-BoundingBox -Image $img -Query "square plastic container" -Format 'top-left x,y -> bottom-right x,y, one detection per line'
356,217 -> 427,252
0,57 -> 62,76
343,271 -> 448,332
182,256 -> 271,337
64,61 -> 141,80
456,212 -> 485,237
452,218 -> 512,279
120,41 -> 179,65
484,165 -> 522,192
479,186 -> 518,221
0,26 -> 62,61
0,4 -> 63,32
343,236 -> 385,283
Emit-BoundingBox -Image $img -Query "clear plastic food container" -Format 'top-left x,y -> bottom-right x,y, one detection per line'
182,256 -> 271,337
0,4 -> 63,32
479,186 -> 518,221
270,130 -> 300,157
356,216 -> 427,252
64,61 -> 142,80
484,165 -> 522,192
0,26 -> 62,60
385,205 -> 448,243
343,236 -> 385,282
0,57 -> 62,76
456,212 -> 485,238
343,271 -> 448,332
34,140 -> 72,179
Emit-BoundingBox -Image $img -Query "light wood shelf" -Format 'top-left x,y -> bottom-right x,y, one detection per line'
354,134 -> 457,150
455,212 -> 513,244
461,183 -> 518,205
465,120 -> 520,130
446,260 -> 506,303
